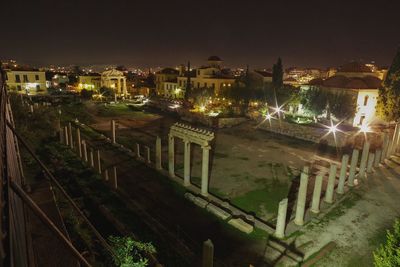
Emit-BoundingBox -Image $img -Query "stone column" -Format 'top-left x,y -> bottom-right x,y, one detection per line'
64,126 -> 69,145
358,141 -> 370,179
113,166 -> 118,189
390,123 -> 399,155
68,122 -> 74,149
337,154 -> 349,194
89,149 -> 94,168
311,174 -> 324,213
136,143 -> 141,158
82,140 -> 88,162
96,150 -> 102,174
201,145 -> 211,197
348,149 -> 359,187
184,140 -> 191,187
145,146 -> 151,163
374,149 -> 382,168
155,136 -> 162,170
381,133 -> 389,163
324,164 -> 337,204
367,152 -> 375,173
275,198 -> 288,238
104,169 -> 109,181
76,128 -> 82,157
294,166 -> 309,226
29,105 -> 34,113
168,134 -> 175,177
395,123 -> 400,151
111,120 -> 116,144
202,239 -> 214,267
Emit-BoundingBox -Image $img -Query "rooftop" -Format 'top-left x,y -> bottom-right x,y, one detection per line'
309,75 -> 382,89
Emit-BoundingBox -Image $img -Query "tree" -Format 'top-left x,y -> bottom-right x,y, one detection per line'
109,236 -> 156,267
80,89 -> 93,99
300,86 -> 328,118
377,47 -> 400,121
272,57 -> 283,89
184,61 -> 192,102
329,92 -> 356,121
72,65 -> 82,75
100,86 -> 115,97
373,220 -> 400,267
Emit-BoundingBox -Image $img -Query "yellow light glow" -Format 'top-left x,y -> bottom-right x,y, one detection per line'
199,105 -> 206,112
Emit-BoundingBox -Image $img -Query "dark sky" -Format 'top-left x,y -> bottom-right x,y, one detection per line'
2,0 -> 400,69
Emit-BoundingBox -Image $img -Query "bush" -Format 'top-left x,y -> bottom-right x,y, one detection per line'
374,220 -> 400,267
109,236 -> 156,267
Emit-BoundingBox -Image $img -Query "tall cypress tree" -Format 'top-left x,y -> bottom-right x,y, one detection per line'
272,57 -> 283,89
184,61 -> 191,101
377,47 -> 400,121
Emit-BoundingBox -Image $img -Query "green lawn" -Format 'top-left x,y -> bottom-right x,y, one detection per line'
231,180 -> 289,217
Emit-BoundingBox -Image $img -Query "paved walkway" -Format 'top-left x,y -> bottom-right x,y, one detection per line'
293,155 -> 400,266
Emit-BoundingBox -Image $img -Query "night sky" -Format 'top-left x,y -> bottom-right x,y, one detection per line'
2,0 -> 400,68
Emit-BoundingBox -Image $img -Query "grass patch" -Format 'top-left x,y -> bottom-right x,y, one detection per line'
231,180 -> 289,216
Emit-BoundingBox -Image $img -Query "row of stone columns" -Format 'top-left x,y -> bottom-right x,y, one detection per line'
168,134 -> 211,197
60,122 -> 123,194
275,129 -> 400,238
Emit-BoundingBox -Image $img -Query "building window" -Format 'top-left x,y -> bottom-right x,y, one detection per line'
197,82 -> 200,88
23,75 -> 28,82
15,75 -> 21,83
36,85 -> 40,91
35,74 -> 39,81
204,82 -> 207,88
364,95 -> 369,106
179,80 -> 182,86
212,83 -> 215,88
17,85 -> 22,91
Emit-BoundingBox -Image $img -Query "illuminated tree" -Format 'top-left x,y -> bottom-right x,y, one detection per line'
373,220 -> 400,267
109,235 -> 156,267
377,47 -> 400,121
300,86 -> 327,117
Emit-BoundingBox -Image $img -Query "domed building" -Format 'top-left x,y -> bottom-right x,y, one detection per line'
101,69 -> 127,96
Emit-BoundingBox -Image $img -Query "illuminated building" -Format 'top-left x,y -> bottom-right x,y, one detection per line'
78,74 -> 101,91
176,56 -> 235,97
252,70 -> 273,84
5,69 -> 47,95
101,69 -> 127,96
306,61 -> 383,126
155,68 -> 179,97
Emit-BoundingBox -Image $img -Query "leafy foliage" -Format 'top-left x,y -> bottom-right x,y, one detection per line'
109,236 -> 156,267
377,47 -> 400,121
80,89 -> 93,99
373,220 -> 400,267
300,86 -> 356,120
100,86 -> 115,97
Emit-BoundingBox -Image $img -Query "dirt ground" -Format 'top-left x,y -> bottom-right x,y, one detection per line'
83,102 -> 325,221
294,157 -> 400,266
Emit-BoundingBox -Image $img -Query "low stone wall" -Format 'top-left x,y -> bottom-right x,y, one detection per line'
257,118 -> 353,147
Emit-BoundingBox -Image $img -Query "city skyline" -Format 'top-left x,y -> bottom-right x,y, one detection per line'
2,0 -> 400,68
